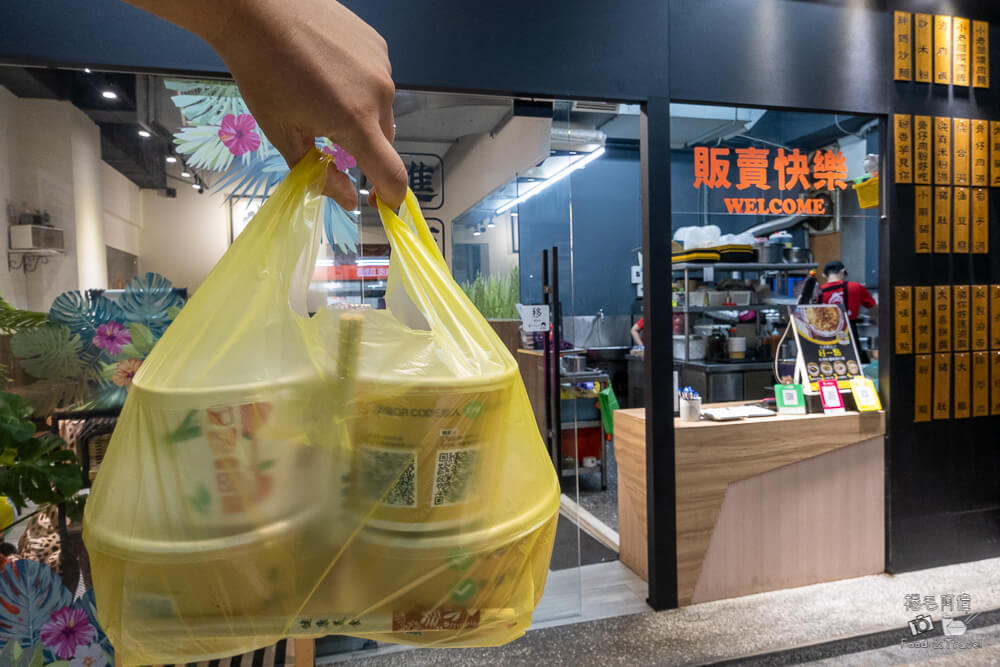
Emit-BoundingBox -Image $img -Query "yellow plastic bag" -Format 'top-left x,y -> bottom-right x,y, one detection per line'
84,149 -> 560,664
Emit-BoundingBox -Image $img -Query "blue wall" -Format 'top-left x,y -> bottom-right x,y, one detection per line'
518,146 -> 641,317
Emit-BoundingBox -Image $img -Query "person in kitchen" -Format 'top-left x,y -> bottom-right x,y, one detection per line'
630,316 -> 645,348
819,260 -> 877,363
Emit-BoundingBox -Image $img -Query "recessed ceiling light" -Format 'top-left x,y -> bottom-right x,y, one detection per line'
137,130 -> 151,138
473,230 -> 481,236
101,90 -> 118,100
192,183 -> 201,190
166,156 -> 177,163
181,170 -> 192,178
84,68 -> 92,74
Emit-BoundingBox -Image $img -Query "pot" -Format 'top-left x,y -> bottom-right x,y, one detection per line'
784,247 -> 813,264
562,354 -> 587,374
763,244 -> 785,264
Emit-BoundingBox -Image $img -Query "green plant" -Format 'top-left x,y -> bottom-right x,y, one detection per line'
0,392 -> 83,529
460,266 -> 520,319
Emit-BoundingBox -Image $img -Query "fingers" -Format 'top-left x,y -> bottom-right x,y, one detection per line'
347,123 -> 407,209
322,166 -> 358,211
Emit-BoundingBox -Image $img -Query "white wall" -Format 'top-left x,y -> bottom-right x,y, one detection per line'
0,87 -> 28,308
101,162 -> 142,257
70,107 -> 108,291
140,183 -> 229,293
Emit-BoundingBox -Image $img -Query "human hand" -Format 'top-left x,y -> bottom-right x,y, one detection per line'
131,0 -> 407,209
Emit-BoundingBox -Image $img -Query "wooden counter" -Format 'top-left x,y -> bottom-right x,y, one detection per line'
614,405 -> 885,605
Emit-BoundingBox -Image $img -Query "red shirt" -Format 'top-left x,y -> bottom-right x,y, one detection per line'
820,281 -> 876,320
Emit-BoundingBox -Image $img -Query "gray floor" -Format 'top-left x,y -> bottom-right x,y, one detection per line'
573,441 -> 618,531
337,555 -> 1000,666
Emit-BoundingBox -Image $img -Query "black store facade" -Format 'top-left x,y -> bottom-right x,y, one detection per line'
4,0 -> 999,613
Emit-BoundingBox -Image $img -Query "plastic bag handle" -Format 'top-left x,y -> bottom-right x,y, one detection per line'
377,190 -> 447,270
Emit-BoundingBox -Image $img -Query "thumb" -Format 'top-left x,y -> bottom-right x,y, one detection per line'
345,124 -> 407,209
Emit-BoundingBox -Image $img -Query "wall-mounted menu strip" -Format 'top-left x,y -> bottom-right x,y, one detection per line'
992,352 -> 1000,415
954,352 -> 971,418
935,285 -> 951,352
935,117 -> 951,185
991,285 -> 1000,349
915,116 -> 932,184
894,115 -> 913,184
972,20 -> 989,88
954,285 -> 970,352
973,351 -> 989,417
972,120 -> 989,187
972,188 -> 988,254
915,286 -> 932,354
915,354 -> 932,422
991,122 -> 1000,187
895,286 -> 913,354
953,17 -> 970,86
934,15 -> 952,85
953,187 -> 970,254
953,119 -> 970,185
934,353 -> 951,419
915,14 -> 933,83
915,187 -> 931,254
934,186 -> 951,253
972,285 -> 988,351
894,11 -> 913,81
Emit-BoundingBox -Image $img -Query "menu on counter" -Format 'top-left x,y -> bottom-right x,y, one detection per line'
972,188 -> 989,254
895,114 -> 913,183
973,20 -> 989,88
915,354 -> 932,422
935,15 -> 952,85
915,286 -> 933,354
934,353 -> 951,419
895,286 -> 913,354
953,187 -> 970,253
973,120 -> 989,186
953,119 -> 971,185
953,17 -> 970,87
954,352 -> 971,418
915,116 -> 932,184
973,351 -> 989,417
935,117 -> 951,185
972,285 -> 989,350
934,186 -> 951,253
915,187 -> 932,253
791,304 -> 864,391
915,14 -> 933,82
894,11 -> 913,81
935,285 -> 952,352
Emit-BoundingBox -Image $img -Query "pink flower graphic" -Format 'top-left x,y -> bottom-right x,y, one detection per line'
112,358 -> 143,387
92,322 -> 130,356
40,607 -> 96,659
218,113 -> 261,156
321,142 -> 357,171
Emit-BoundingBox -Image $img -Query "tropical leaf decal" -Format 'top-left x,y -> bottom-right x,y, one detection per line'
48,292 -> 122,343
173,125 -> 234,172
0,559 -> 73,649
164,79 -> 248,126
117,273 -> 183,337
10,325 -> 84,379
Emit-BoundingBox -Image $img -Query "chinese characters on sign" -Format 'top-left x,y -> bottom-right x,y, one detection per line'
399,153 -> 444,210
895,11 -> 913,81
935,117 -> 951,185
953,186 -> 970,253
895,287 -> 913,354
915,116 -> 932,184
954,285 -> 970,351
894,115 -> 913,184
972,120 -> 989,187
973,351 -> 989,417
898,13 -> 987,88
972,285 -> 988,351
691,147 -> 845,214
993,352 -> 1000,415
915,287 -> 932,354
915,354 -> 932,422
905,593 -> 973,613
935,15 -> 952,85
953,118 -> 970,185
976,188 -> 992,255
934,353 -> 951,419
934,186 -> 951,253
935,285 -> 952,352
955,351 -> 971,418
915,14 -> 933,83
915,187 -> 932,254
991,122 -> 1000,187
953,17 -> 971,87
972,20 -> 989,88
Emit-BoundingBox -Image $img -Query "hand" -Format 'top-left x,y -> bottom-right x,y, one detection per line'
128,0 -> 407,210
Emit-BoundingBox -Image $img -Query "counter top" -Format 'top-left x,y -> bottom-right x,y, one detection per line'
674,360 -> 774,372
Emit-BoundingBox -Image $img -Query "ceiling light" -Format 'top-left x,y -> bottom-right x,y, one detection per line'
101,90 -> 118,100
137,130 -> 151,138
192,183 -> 201,190
487,220 -> 495,228
181,170 -> 192,178
166,156 -> 177,163
472,230 -> 481,236
350,209 -> 361,215
84,68 -> 92,74
495,147 -> 605,215
510,211 -> 519,217
359,189 -> 370,196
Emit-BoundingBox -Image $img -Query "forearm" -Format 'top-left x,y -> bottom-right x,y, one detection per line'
123,0 -> 242,47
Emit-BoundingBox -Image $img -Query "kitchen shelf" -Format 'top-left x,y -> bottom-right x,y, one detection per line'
677,304 -> 786,313
672,262 -> 817,272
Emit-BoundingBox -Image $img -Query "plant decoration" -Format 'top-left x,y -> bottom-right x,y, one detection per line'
9,273 -> 185,414
460,266 -> 520,319
165,79 -> 361,251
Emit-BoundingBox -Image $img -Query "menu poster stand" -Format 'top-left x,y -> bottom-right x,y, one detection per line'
789,304 -> 865,397
819,379 -> 847,414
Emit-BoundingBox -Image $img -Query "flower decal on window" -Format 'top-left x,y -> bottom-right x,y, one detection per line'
218,113 -> 262,156
40,607 -> 96,659
112,358 -> 143,387
92,322 -> 130,356
321,142 -> 357,171
70,642 -> 109,667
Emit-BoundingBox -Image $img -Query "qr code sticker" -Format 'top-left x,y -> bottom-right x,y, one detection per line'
359,447 -> 417,507
432,448 -> 479,506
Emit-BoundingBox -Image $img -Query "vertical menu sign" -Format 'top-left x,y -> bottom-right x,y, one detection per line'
973,351 -> 989,417
973,20 -> 989,88
973,120 -> 989,187
935,285 -> 952,352
934,353 -> 951,419
915,116 -> 932,184
972,285 -> 989,351
915,187 -> 933,254
991,122 -> 1000,187
935,15 -> 952,84
915,354 -> 932,422
894,11 -> 913,81
992,285 -> 1000,349
934,186 -> 951,253
935,117 -> 951,185
993,352 -> 1000,415
915,14 -> 933,83
953,187 -> 970,253
954,285 -> 970,351
954,352 -> 971,418
953,119 -> 971,185
953,17 -> 970,86
973,188 -> 989,254
895,287 -> 913,354
915,286 -> 933,354
895,115 -> 913,183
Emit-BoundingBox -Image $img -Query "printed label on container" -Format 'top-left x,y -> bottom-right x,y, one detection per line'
359,446 -> 418,507
431,447 -> 480,507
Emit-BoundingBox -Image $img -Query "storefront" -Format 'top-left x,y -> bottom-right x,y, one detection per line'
2,0 -> 999,657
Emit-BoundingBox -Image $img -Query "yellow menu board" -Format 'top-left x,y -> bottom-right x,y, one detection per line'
894,115 -> 913,183
894,11 -> 913,81
935,117 -> 951,185
973,120 -> 989,187
953,17 -> 970,86
915,14 -> 933,83
935,15 -> 952,84
915,355 -> 932,422
915,187 -> 932,254
915,116 -> 932,184
993,352 -> 1000,415
934,353 -> 951,419
954,285 -> 970,351
935,285 -> 951,352
954,352 -> 971,418
953,118 -> 970,185
973,285 -> 989,351
934,186 -> 951,253
973,20 -> 989,88
915,286 -> 932,354
991,121 -> 1000,187
953,186 -> 970,253
972,188 -> 989,254
895,286 -> 913,354
973,351 -> 989,417
992,285 -> 1000,349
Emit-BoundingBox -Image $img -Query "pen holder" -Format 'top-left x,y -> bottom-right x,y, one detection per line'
679,397 -> 702,421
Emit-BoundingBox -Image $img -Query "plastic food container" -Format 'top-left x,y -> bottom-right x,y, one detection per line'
727,337 -> 747,360
728,291 -> 752,306
707,291 -> 727,307
673,334 -> 707,360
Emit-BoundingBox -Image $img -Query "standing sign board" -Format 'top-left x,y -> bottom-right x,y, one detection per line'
790,304 -> 865,392
517,304 -> 551,333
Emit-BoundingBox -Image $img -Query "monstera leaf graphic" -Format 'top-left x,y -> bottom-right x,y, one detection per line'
10,325 -> 84,379
0,559 -> 73,649
48,292 -> 123,343
117,273 -> 184,337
